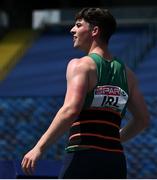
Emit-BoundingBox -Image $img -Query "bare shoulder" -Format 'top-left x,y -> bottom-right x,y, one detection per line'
67,56 -> 96,73
67,56 -> 97,91
125,65 -> 138,94
68,56 -> 96,65
125,66 -> 137,83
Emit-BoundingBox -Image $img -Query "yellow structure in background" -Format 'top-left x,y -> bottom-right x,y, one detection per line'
0,29 -> 39,81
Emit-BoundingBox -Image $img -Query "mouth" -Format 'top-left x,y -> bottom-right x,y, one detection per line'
73,36 -> 77,42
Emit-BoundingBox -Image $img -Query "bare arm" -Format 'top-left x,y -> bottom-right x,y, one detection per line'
21,58 -> 89,174
34,59 -> 89,151
120,67 -> 150,143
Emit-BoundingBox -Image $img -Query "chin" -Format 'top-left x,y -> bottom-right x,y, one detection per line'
74,43 -> 80,49
73,42 -> 85,51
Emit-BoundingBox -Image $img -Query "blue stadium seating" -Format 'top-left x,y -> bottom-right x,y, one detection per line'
0,30 -> 143,96
135,43 -> 157,95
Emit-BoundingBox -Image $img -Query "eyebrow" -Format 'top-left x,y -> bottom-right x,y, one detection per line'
75,21 -> 82,26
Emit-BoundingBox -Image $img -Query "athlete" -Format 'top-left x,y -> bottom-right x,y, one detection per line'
21,8 -> 150,178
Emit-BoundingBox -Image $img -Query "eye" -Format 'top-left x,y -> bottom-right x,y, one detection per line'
75,22 -> 82,28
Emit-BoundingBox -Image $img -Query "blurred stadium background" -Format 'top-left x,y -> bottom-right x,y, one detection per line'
0,0 -> 157,178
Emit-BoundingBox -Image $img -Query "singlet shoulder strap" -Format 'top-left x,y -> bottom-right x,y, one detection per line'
88,53 -> 102,84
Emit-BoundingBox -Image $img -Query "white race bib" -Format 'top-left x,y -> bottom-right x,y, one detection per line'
91,85 -> 128,113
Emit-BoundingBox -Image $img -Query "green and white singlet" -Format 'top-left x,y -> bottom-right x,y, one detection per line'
66,53 -> 129,153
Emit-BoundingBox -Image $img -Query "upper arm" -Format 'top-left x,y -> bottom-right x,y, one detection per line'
63,59 -> 89,115
127,68 -> 149,124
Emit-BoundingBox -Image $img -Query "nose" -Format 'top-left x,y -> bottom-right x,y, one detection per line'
70,26 -> 75,35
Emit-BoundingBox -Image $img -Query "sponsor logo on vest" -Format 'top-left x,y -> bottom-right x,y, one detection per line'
95,86 -> 120,96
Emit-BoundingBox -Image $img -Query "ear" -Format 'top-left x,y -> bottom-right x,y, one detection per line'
91,26 -> 99,37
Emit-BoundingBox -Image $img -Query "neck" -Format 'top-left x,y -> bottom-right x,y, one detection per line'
87,41 -> 113,61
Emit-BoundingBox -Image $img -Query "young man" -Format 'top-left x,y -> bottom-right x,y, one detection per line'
21,8 -> 149,178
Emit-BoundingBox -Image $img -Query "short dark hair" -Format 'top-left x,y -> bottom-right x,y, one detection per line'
75,7 -> 117,44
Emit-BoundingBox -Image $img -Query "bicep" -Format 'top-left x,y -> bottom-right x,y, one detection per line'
63,60 -> 89,113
